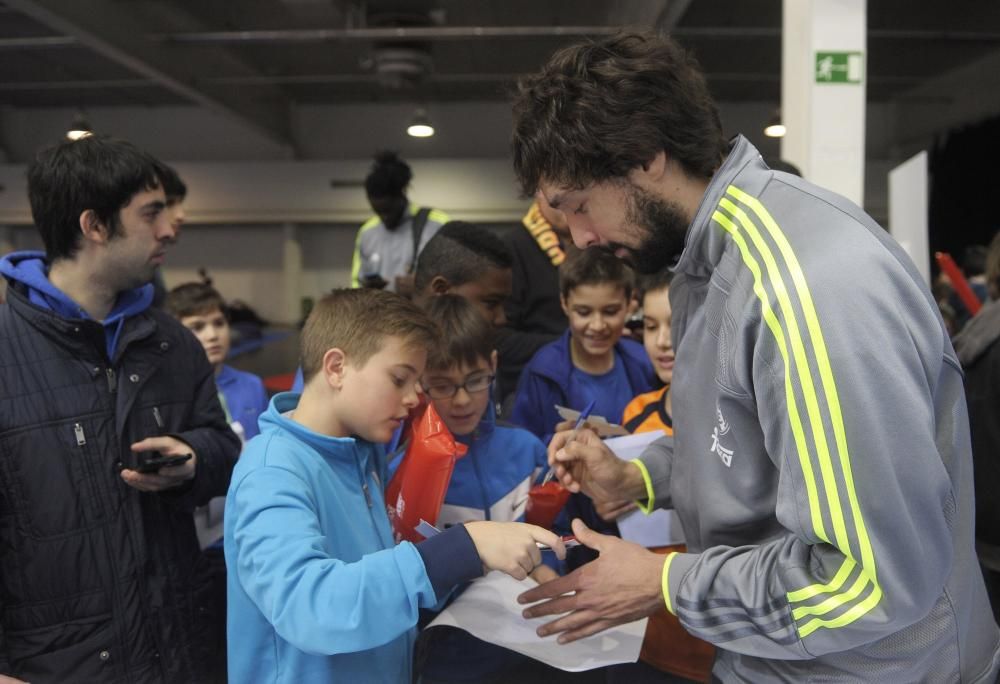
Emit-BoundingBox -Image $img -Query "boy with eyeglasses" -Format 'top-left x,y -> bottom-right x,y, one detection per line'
416,294 -> 566,683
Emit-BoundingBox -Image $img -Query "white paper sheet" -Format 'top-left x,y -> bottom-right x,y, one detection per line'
555,404 -> 629,437
427,571 -> 647,672
603,431 -> 686,547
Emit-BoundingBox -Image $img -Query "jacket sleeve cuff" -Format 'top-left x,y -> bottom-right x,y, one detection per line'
631,458 -> 656,514
415,524 -> 482,601
662,551 -> 698,616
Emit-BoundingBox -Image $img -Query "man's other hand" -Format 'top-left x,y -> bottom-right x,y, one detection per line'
121,436 -> 197,492
517,519 -> 665,643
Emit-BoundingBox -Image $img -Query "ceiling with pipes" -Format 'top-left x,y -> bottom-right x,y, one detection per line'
2,0 -> 1000,151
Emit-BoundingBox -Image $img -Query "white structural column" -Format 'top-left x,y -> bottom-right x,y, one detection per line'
282,223 -> 303,324
781,0 -> 867,205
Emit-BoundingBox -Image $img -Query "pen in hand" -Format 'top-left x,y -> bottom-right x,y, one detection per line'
540,399 -> 597,486
536,535 -> 581,550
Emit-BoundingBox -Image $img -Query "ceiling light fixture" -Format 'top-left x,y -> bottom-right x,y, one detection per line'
66,112 -> 93,141
406,108 -> 434,138
764,110 -> 785,138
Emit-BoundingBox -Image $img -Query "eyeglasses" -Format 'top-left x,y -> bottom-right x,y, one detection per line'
422,374 -> 495,400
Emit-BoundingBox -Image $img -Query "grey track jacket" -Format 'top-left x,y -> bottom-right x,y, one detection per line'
638,136 -> 1000,682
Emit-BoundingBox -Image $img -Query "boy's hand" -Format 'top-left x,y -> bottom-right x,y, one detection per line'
121,436 -> 197,492
530,564 -> 559,585
464,521 -> 566,581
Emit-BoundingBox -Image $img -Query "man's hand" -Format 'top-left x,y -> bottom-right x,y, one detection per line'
517,519 -> 666,643
464,521 -> 566,581
594,498 -> 638,522
547,427 -> 645,501
0,675 -> 29,684
121,436 -> 197,492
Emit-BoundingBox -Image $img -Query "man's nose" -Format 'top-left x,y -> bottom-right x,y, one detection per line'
159,216 -> 178,242
567,220 -> 598,249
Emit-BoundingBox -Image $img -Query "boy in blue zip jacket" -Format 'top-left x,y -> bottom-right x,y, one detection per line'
416,294 -> 564,683
511,248 -> 655,545
225,289 -> 565,684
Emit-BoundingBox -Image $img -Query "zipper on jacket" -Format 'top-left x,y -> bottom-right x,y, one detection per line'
74,423 -> 86,446
152,406 -> 164,429
106,367 -> 117,394
361,480 -> 372,508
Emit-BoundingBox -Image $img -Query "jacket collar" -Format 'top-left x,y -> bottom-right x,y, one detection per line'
674,135 -> 768,280
260,392 -> 379,469
529,329 -> 651,391
1,250 -> 155,360
4,276 -> 158,363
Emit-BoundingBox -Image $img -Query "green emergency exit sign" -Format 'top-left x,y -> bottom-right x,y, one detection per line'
815,51 -> 863,84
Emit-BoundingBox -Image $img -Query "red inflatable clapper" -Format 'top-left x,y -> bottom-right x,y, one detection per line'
385,401 -> 468,543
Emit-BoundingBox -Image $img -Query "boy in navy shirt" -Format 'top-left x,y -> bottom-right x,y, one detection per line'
512,248 -> 655,444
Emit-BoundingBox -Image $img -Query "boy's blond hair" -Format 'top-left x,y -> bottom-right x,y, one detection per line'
301,289 -> 439,383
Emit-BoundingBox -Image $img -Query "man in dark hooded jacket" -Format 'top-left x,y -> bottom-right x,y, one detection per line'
953,231 -> 1000,622
0,136 -> 240,683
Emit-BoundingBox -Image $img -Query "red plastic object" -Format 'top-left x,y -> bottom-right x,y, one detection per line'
385,400 -> 468,543
936,251 -> 982,317
524,481 -> 571,529
262,372 -> 296,394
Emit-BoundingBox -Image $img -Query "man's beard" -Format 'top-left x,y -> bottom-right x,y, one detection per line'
612,185 -> 690,275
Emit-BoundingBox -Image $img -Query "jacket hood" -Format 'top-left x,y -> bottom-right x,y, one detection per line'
1,250 -> 153,359
1,250 -> 153,320
953,299 -> 1000,367
260,392 -> 378,467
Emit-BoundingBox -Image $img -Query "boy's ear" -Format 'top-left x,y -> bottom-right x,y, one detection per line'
79,209 -> 110,245
429,275 -> 452,296
489,349 -> 498,373
560,294 -> 570,317
321,347 -> 348,390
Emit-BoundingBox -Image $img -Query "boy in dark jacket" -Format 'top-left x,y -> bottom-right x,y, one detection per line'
0,136 -> 240,683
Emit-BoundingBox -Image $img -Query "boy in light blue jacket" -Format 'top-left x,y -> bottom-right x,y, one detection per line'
225,289 -> 564,684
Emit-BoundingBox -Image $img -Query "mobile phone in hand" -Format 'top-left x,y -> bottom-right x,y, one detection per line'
136,451 -> 193,473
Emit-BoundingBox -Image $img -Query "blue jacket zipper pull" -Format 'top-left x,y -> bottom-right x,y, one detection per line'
106,368 -> 117,394
362,481 -> 372,508
74,423 -> 86,446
